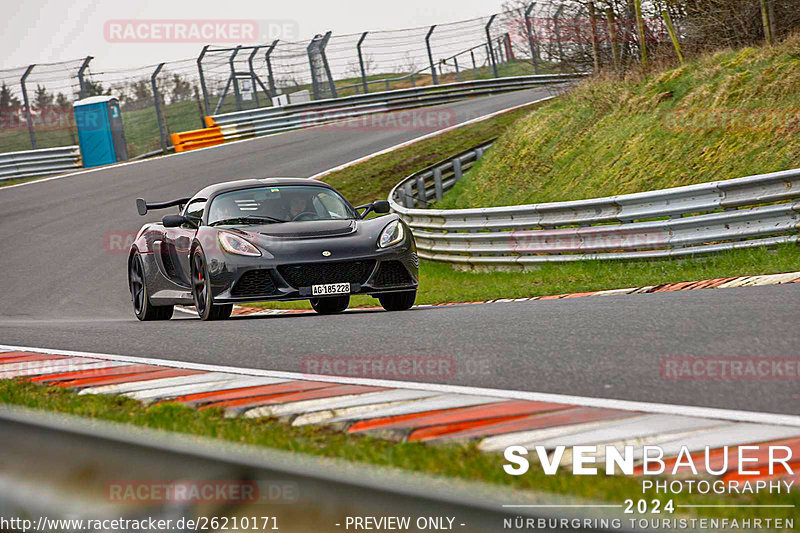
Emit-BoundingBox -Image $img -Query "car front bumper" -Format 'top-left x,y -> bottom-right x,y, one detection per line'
208,244 -> 419,304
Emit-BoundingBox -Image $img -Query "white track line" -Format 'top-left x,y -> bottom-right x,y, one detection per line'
3,344 -> 799,428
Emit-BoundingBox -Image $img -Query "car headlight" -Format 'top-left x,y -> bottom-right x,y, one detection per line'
378,220 -> 405,248
218,232 -> 261,256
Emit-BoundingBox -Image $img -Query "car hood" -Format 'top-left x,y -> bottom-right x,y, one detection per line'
254,219 -> 357,239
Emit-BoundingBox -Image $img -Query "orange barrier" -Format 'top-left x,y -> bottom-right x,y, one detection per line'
171,126 -> 224,153
204,116 -> 217,128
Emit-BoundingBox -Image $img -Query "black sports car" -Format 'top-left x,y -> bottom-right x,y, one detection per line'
128,178 -> 418,321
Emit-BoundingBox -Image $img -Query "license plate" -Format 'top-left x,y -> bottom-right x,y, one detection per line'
311,283 -> 350,296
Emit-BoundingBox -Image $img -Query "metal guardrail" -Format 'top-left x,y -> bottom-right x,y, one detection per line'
207,74 -> 583,142
389,142 -> 800,266
0,146 -> 81,182
0,406 -> 639,533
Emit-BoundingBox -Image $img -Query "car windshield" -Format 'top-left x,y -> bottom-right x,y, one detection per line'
207,186 -> 357,226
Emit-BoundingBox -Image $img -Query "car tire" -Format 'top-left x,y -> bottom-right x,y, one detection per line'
310,295 -> 350,315
191,249 -> 232,321
130,252 -> 174,321
378,290 -> 416,311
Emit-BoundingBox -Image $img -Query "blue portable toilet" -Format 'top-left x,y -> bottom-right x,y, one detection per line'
73,96 -> 128,168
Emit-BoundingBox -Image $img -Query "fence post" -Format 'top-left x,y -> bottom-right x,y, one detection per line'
453,56 -> 462,81
760,0 -> 773,45
661,10 -> 684,64
470,50 -> 479,78
196,46 -> 211,117
320,31 -> 338,98
524,3 -> 540,74
20,65 -> 36,150
605,8 -> 620,71
768,0 -> 777,42
151,63 -> 167,153
265,40 -> 279,98
77,56 -> 92,100
485,15 -> 499,78
357,32 -> 369,94
229,46 -> 243,111
425,25 -> 439,85
588,2 -> 601,72
634,0 -> 648,67
247,46 -> 262,108
553,6 -> 565,71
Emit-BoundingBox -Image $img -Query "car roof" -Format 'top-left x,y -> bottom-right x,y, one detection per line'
194,178 -> 334,200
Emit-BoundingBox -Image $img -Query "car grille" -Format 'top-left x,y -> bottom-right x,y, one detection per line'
374,261 -> 414,287
278,260 -> 376,288
231,269 -> 277,297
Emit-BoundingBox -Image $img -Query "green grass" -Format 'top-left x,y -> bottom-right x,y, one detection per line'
249,243 -> 800,310
318,99 -> 551,207
436,35 -> 800,209
1,379 -> 796,526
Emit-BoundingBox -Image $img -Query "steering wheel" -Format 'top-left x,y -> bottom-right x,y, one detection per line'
292,211 -> 317,222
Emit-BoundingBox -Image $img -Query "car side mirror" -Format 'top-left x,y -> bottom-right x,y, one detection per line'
373,200 -> 390,214
162,214 -> 187,228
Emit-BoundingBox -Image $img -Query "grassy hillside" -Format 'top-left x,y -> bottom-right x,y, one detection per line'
437,34 -> 800,209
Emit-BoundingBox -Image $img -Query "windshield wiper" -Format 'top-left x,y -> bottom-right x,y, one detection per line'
210,215 -> 285,226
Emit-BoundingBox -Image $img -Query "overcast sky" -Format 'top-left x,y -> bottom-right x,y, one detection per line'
3,0 -> 507,71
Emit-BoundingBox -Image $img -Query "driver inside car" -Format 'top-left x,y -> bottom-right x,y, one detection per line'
287,194 -> 314,220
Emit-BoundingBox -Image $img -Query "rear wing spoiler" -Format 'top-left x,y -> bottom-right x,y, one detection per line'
136,197 -> 191,216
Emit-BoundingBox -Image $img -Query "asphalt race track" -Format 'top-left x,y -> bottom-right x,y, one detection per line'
1,87 -> 798,415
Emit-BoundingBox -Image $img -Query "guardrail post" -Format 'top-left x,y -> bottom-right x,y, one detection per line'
416,175 -> 427,204
77,56 -> 93,100
265,40 -> 279,98
485,15 -> 499,78
403,182 -> 414,208
197,46 -> 210,116
20,65 -> 36,150
453,157 -> 463,182
425,25 -> 439,85
151,63 -> 167,154
433,167 -> 443,201
357,32 -> 369,94
525,3 -> 540,74
229,46 -> 243,111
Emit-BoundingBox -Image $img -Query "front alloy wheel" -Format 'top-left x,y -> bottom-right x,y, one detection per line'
191,249 -> 232,321
129,252 -> 173,321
